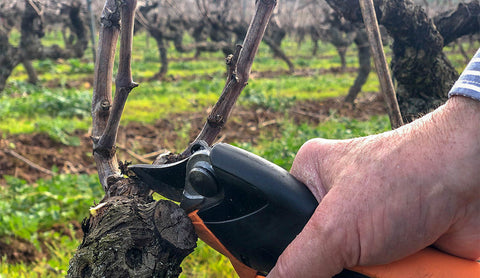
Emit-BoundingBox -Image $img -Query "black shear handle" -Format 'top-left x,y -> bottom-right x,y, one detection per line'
194,143 -> 319,274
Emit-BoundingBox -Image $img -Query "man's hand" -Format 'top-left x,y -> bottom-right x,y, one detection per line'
267,97 -> 480,277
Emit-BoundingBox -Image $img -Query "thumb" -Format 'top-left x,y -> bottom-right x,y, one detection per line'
289,138 -> 345,200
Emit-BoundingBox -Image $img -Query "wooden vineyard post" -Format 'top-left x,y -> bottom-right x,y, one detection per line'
359,0 -> 404,128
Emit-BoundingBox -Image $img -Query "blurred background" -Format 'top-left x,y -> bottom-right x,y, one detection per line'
0,0 -> 478,277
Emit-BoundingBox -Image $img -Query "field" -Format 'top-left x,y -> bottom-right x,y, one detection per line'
0,30 -> 475,277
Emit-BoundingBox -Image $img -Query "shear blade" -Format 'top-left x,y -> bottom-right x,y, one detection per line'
128,158 -> 188,202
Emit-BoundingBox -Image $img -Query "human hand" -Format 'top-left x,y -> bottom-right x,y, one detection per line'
267,97 -> 480,278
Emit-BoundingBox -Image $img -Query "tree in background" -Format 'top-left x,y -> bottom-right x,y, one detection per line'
0,0 -> 88,92
325,0 -> 480,121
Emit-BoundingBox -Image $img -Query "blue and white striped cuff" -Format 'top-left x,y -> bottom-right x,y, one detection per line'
448,48 -> 480,101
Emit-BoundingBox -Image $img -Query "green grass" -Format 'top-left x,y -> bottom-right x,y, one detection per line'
244,73 -> 379,101
237,114 -> 391,170
0,87 -> 91,119
0,84 -> 92,144
2,32 -> 377,142
0,174 -> 102,241
443,41 -> 480,71
122,77 -> 225,123
180,241 -> 237,278
0,174 -> 103,277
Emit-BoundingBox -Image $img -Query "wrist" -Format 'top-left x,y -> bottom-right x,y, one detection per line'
445,96 -> 480,124
429,96 -> 480,259
433,96 -> 480,198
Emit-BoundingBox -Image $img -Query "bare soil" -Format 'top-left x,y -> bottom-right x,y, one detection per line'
0,237 -> 40,264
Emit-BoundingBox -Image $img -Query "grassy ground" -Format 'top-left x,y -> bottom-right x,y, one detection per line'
0,117 -> 391,278
1,29 -> 477,277
0,30 -> 383,136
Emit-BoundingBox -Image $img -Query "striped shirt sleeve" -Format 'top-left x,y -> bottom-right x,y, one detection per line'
448,48 -> 480,101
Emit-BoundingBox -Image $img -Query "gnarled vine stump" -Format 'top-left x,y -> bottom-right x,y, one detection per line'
68,180 -> 197,278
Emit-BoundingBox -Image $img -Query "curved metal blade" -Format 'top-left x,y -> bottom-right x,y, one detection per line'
128,158 -> 188,202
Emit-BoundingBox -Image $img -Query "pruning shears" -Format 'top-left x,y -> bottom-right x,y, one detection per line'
128,141 -> 480,278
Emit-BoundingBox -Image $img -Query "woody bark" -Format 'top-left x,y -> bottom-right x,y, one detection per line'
0,0 -> 88,92
325,0 -> 479,121
68,1 -> 197,276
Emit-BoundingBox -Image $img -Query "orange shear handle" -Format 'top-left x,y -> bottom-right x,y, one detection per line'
189,210 -> 480,278
350,248 -> 480,278
188,210 -> 264,278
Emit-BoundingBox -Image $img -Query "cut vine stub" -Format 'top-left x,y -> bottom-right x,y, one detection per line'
68,196 -> 197,278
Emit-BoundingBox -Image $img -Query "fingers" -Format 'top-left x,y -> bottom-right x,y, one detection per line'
267,192 -> 359,278
267,139 -> 358,277
434,199 -> 480,260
